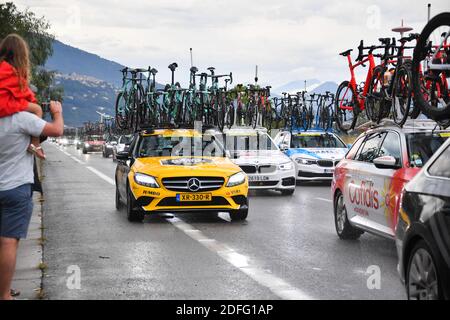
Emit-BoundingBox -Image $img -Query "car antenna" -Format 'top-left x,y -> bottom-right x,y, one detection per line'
190,48 -> 194,68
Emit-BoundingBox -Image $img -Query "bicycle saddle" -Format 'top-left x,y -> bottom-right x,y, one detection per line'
207,67 -> 215,72
150,68 -> 158,75
168,63 -> 178,71
378,38 -> 391,45
339,49 -> 353,56
190,66 -> 198,74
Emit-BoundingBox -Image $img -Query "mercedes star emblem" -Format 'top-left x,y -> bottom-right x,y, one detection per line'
187,178 -> 201,192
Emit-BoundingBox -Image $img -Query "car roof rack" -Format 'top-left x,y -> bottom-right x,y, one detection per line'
366,118 -> 450,132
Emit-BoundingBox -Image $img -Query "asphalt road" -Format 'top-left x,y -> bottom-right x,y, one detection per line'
41,142 -> 406,300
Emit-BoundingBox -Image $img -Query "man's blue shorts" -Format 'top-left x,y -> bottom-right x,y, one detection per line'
0,184 -> 33,239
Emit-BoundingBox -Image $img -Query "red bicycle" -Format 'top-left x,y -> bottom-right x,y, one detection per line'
412,12 -> 450,123
335,40 -> 383,132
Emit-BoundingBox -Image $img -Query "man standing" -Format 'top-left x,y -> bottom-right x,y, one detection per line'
0,101 -> 64,300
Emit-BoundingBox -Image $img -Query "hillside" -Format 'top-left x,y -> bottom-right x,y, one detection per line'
53,73 -> 116,127
46,40 -> 125,88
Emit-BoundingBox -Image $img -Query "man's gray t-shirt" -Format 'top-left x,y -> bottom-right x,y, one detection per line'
0,112 -> 46,191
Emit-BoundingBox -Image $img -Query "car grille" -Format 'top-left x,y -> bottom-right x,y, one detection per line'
298,172 -> 333,178
249,181 -> 279,187
316,160 -> 334,167
240,165 -> 277,174
156,197 -> 230,207
161,177 -> 225,192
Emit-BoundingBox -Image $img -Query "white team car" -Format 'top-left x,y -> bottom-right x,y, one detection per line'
207,127 -> 296,195
274,130 -> 350,181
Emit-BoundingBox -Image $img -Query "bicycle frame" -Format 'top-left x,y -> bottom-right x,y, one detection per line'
341,53 -> 377,111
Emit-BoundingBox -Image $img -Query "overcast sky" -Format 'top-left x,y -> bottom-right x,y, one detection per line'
13,0 -> 450,88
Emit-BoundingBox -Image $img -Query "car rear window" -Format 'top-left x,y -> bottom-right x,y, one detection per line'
407,132 -> 449,168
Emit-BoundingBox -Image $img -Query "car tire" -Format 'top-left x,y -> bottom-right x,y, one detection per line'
126,185 -> 144,222
82,148 -> 87,154
281,189 -> 295,196
230,208 -> 248,221
334,191 -> 363,240
115,185 -> 122,210
406,240 -> 443,300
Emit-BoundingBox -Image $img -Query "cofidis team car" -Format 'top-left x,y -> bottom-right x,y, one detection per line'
332,121 -> 450,240
115,128 -> 249,222
274,130 -> 349,181
396,138 -> 450,300
207,127 -> 296,195
81,135 -> 105,154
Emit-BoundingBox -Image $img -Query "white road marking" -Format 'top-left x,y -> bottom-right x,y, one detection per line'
53,144 -> 314,300
169,217 -> 314,300
69,156 -> 86,165
315,197 -> 332,203
86,166 -> 115,186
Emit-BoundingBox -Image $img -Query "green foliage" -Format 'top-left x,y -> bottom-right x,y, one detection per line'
0,2 -> 63,102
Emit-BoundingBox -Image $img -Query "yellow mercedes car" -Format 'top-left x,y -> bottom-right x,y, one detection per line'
115,128 -> 249,222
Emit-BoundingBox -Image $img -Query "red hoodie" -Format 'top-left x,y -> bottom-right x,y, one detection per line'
0,60 -> 37,118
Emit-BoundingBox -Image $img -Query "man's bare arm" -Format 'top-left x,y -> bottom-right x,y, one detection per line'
41,101 -> 64,137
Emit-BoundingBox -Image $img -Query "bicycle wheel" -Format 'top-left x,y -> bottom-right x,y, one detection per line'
216,94 -> 226,131
320,105 -> 332,131
412,12 -> 450,121
246,103 -> 257,128
366,66 -> 388,124
115,92 -> 128,130
261,103 -> 274,131
392,62 -> 413,126
225,101 -> 235,129
335,81 -> 358,132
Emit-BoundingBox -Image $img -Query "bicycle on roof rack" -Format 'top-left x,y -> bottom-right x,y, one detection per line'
412,12 -> 450,125
335,40 -> 387,132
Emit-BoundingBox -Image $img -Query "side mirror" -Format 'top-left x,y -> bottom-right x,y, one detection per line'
225,150 -> 231,158
110,141 -> 118,146
116,151 -> 130,161
279,143 -> 289,151
347,144 -> 352,149
373,156 -> 399,169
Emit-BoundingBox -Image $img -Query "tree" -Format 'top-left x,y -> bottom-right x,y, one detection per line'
0,2 -> 63,102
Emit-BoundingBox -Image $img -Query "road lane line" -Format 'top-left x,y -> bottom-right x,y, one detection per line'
169,217 -> 314,300
86,166 -> 115,185
315,197 -> 332,203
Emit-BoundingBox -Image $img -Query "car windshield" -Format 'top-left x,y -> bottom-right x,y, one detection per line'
225,134 -> 278,151
291,134 -> 346,148
407,132 -> 449,167
137,135 -> 225,158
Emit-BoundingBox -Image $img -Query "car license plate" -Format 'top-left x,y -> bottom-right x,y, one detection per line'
248,175 -> 270,182
324,169 -> 335,174
176,193 -> 212,202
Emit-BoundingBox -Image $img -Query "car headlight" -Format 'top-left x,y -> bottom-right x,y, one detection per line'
134,173 -> 159,188
278,161 -> 294,171
84,143 -> 90,147
74,140 -> 79,144
296,157 -> 317,165
227,172 -> 247,187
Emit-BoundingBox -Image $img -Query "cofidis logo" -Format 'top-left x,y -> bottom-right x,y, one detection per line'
348,180 -> 380,210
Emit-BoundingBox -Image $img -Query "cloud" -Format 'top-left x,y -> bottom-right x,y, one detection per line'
14,0 -> 450,87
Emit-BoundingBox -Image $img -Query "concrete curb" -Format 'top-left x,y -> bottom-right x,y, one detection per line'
11,159 -> 44,300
